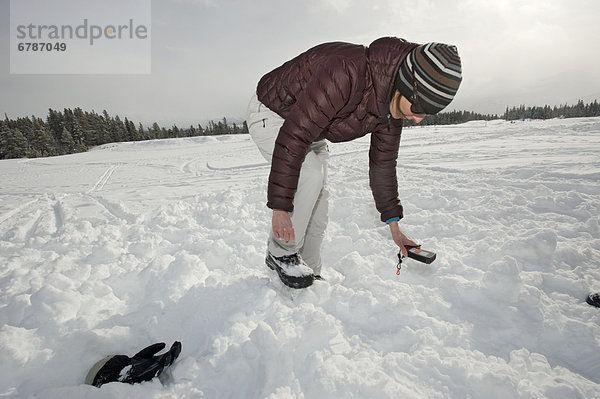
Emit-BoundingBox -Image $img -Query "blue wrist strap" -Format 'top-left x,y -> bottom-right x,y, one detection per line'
385,216 -> 400,224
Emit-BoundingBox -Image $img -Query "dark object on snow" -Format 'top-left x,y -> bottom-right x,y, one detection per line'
586,293 -> 600,308
85,341 -> 182,388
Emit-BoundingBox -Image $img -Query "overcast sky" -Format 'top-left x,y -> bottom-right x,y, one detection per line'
1,0 -> 599,126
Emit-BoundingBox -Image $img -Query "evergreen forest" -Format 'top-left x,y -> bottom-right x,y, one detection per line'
1,99 -> 599,160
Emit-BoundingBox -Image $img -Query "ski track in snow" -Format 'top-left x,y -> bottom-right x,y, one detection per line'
87,164 -> 119,193
0,198 -> 40,226
0,119 -> 599,398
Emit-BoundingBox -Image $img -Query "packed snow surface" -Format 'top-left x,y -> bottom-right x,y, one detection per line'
1,117 -> 599,398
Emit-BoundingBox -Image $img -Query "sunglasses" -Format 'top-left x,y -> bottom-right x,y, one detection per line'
410,64 -> 426,115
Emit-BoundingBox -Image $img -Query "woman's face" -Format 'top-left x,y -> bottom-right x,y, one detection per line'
389,90 -> 425,123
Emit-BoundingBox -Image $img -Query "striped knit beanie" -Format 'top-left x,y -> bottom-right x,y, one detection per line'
395,43 -> 462,115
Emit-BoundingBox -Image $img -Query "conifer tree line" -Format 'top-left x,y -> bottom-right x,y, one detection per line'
503,99 -> 600,121
0,108 -> 249,160
406,99 -> 599,127
415,110 -> 501,126
1,99 -> 599,160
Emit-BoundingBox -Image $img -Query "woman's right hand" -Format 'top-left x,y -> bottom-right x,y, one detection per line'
272,209 -> 295,243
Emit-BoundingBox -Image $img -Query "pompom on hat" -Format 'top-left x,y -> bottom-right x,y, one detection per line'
394,43 -> 462,115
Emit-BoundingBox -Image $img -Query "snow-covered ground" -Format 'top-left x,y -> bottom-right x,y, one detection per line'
1,117 -> 599,398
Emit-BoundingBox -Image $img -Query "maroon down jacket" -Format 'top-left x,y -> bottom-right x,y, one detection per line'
256,37 -> 417,222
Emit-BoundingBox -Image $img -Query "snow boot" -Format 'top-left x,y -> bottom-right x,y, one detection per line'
586,293 -> 600,308
266,253 -> 314,289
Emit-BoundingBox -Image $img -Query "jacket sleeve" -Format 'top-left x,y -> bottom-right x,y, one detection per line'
369,119 -> 404,222
267,55 -> 362,211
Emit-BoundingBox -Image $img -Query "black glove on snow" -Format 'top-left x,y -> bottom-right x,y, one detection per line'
85,341 -> 182,388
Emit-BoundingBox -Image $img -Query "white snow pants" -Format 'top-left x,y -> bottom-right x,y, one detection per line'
246,94 -> 329,275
